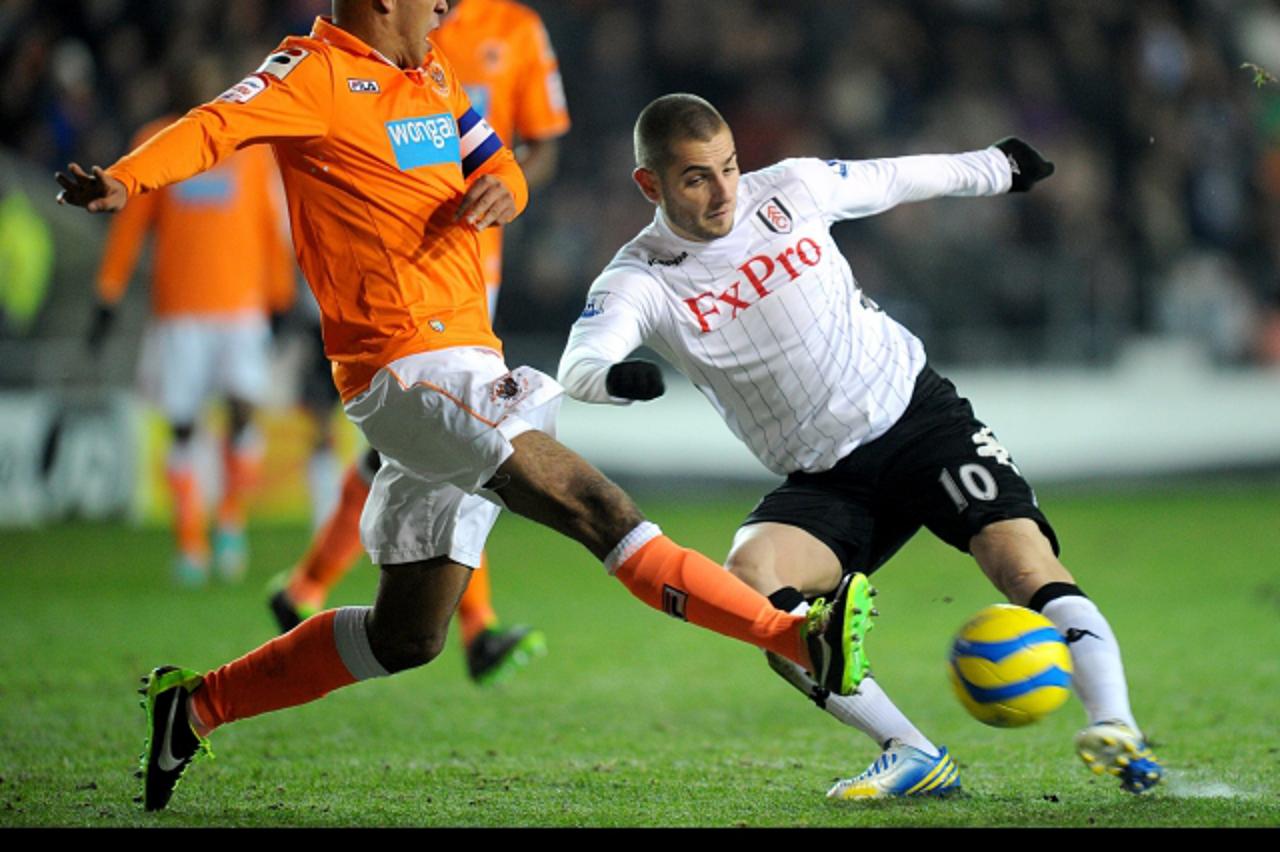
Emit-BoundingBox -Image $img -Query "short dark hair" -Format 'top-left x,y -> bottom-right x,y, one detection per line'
634,94 -> 727,172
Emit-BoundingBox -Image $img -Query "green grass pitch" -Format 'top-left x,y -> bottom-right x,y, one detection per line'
1,481 -> 1278,827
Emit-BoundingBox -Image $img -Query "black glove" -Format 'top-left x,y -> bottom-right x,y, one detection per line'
605,359 -> 665,401
86,303 -> 116,352
994,137 -> 1054,192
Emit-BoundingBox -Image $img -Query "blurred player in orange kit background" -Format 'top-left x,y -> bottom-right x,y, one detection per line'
91,58 -> 294,587
269,0 -> 572,686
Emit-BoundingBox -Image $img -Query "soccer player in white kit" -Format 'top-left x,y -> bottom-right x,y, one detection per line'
558,94 -> 1163,798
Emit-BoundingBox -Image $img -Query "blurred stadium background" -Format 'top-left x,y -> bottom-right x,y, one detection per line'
2,0 -> 1280,527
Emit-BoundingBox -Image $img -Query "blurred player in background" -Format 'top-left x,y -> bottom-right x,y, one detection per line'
90,56 -> 294,586
270,0 -> 572,686
59,1 -> 863,813
560,94 -> 1163,799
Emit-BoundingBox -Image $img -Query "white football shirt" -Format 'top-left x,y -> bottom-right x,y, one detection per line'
558,150 -> 1012,475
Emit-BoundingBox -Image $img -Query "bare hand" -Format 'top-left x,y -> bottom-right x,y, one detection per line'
454,175 -> 516,231
55,163 -> 127,212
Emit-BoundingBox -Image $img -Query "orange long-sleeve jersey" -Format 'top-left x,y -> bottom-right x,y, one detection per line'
104,18 -> 529,402
432,0 -> 571,288
96,119 -> 294,317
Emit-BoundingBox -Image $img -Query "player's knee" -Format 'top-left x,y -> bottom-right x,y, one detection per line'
725,551 -> 769,593
368,627 -> 448,673
371,634 -> 447,673
972,519 -> 1072,605
574,474 -> 643,540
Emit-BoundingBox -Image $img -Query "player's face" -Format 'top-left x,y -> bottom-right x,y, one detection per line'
656,127 -> 740,242
392,0 -> 449,66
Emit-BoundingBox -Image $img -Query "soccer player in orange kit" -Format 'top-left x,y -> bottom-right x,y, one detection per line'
92,116 -> 294,586
269,0 -> 573,686
56,0 -> 869,812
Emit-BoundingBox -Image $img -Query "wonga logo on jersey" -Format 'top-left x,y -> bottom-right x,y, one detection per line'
385,115 -> 459,170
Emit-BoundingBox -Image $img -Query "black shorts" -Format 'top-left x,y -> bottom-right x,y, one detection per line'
742,366 -> 1058,577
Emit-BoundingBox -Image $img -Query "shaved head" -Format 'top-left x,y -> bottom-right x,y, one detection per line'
634,94 -> 728,173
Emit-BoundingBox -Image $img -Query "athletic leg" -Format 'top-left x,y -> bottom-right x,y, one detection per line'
971,518 -> 1138,728
142,556 -> 467,810
269,450 -> 376,632
971,518 -> 1161,792
726,522 -> 929,746
489,430 -> 840,679
166,421 -> 209,585
213,395 -> 261,582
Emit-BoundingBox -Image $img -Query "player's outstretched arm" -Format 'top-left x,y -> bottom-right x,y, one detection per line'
55,164 -> 127,213
993,137 -> 1055,192
558,274 -> 661,405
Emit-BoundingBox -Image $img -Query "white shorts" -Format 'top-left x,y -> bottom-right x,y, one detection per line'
343,347 -> 563,567
138,313 -> 271,423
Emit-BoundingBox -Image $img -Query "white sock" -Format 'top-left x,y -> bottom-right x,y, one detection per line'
766,593 -> 939,757
765,653 -> 938,756
1040,595 -> 1139,731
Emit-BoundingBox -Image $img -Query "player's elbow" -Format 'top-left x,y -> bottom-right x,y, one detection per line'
554,356 -> 592,401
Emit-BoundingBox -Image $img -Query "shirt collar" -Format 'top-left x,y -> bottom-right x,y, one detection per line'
311,16 -> 430,70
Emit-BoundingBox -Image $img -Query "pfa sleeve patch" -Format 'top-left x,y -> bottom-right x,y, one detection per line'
256,47 -> 311,81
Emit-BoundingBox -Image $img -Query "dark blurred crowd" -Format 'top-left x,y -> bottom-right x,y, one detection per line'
3,0 -> 1280,366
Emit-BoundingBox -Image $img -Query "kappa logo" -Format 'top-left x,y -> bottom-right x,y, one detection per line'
647,251 -> 688,268
347,78 -> 380,94
662,584 -> 689,621
756,196 -> 793,234
1064,628 -> 1101,645
972,427 -> 1019,472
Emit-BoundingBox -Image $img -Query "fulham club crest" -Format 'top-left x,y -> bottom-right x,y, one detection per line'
756,196 -> 793,234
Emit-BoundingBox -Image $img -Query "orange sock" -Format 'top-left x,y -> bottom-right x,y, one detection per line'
218,440 -> 262,530
612,526 -> 808,669
286,464 -> 369,609
166,464 -> 208,560
190,608 -> 385,733
457,553 -> 498,645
